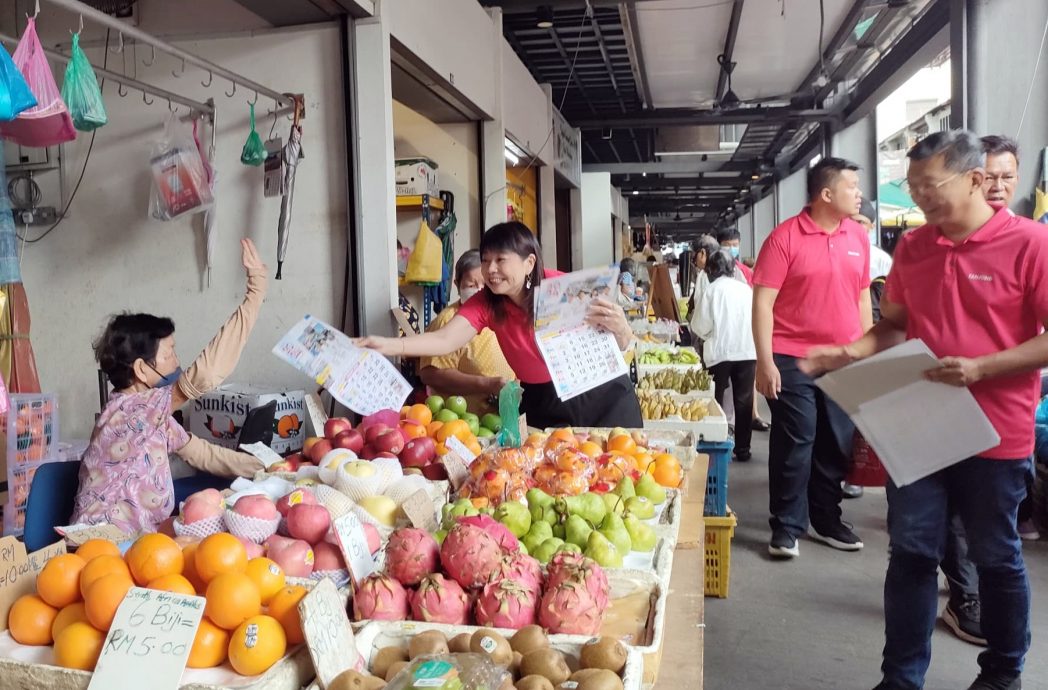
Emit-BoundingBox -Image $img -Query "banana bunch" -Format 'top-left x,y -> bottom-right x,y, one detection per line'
638,347 -> 701,365
638,391 -> 710,421
637,368 -> 712,394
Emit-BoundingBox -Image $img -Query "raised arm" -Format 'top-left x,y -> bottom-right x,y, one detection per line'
358,314 -> 478,358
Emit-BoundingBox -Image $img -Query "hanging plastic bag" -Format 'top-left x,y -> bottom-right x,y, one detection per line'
0,18 -> 75,146
0,41 -> 36,122
148,113 -> 214,221
60,32 -> 107,131
240,103 -> 266,166
404,219 -> 442,283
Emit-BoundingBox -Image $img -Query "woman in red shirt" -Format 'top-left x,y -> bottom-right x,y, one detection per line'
359,223 -> 642,429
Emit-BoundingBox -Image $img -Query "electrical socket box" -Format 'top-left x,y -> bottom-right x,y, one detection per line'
12,207 -> 58,226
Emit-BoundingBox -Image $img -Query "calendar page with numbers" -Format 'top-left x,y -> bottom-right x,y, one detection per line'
533,268 -> 628,400
272,315 -> 412,415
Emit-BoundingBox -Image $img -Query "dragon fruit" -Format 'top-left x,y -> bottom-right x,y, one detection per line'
457,514 -> 520,554
352,573 -> 409,621
475,579 -> 539,629
411,574 -> 470,625
440,523 -> 504,589
489,551 -> 543,595
538,578 -> 602,635
545,553 -> 609,610
385,527 -> 440,586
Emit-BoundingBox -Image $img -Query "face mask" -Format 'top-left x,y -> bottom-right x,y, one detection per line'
729,246 -> 740,259
459,288 -> 481,304
149,363 -> 183,388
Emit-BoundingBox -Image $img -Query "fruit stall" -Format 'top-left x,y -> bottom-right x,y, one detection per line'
0,402 -> 713,690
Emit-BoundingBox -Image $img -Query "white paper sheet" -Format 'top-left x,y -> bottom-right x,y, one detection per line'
815,339 -> 1000,486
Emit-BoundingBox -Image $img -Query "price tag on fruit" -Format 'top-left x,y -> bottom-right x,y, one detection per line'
239,442 -> 285,468
0,537 -> 66,630
441,452 -> 470,491
332,513 -> 377,585
299,577 -> 362,688
400,490 -> 438,532
56,523 -> 135,547
444,436 -> 476,463
88,587 -> 205,690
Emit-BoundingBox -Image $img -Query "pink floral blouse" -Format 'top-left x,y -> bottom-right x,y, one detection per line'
71,386 -> 190,534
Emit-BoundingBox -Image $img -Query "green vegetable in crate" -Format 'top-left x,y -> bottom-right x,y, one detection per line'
637,368 -> 711,394
584,531 -> 623,568
638,347 -> 701,365
598,513 -> 632,556
623,514 -> 657,552
636,473 -> 667,505
494,501 -> 531,538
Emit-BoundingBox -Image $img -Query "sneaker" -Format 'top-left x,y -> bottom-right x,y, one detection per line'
966,672 -> 1021,690
752,417 -> 770,432
734,451 -> 752,463
842,482 -> 865,499
1018,519 -> 1040,541
768,531 -> 799,558
942,596 -> 988,646
809,521 -> 864,551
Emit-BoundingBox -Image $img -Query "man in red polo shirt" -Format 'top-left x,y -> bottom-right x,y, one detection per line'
804,130 -> 1046,690
753,157 -> 872,559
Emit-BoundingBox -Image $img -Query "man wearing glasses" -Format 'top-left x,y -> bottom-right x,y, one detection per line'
804,130 -> 1045,690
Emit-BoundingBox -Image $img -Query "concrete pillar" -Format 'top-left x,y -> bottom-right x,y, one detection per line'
539,163 -> 557,269
569,187 -> 584,270
352,16 -> 398,337
831,114 -> 879,202
482,8 -> 507,229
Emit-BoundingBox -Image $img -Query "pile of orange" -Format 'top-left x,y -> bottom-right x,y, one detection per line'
7,531 -> 310,678
401,403 -> 485,458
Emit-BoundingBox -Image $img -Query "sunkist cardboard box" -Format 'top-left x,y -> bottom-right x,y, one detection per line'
187,383 -> 306,455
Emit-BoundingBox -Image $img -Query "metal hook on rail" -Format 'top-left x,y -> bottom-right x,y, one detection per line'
268,109 -> 278,140
172,57 -> 185,79
225,81 -> 237,98
201,71 -> 213,88
168,99 -> 176,113
248,91 -> 258,107
143,45 -> 156,66
143,91 -> 154,106
109,31 -> 124,54
117,82 -> 128,97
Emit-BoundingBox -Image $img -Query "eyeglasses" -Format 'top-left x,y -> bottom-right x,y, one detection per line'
902,171 -> 963,198
984,174 -> 1017,187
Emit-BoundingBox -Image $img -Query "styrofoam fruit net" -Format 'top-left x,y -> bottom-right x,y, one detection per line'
172,514 -> 224,540
318,448 -> 358,486
313,484 -> 356,519
310,569 -> 351,588
384,475 -> 431,506
334,457 -> 403,500
350,503 -> 395,539
223,509 -> 280,544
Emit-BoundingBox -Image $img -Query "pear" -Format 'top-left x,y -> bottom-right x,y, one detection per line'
598,512 -> 632,556
565,514 -> 594,548
523,521 -> 554,553
636,473 -> 667,506
530,503 -> 558,526
623,514 -> 657,552
444,498 -> 480,528
602,493 -> 626,517
561,493 -> 607,527
552,522 -> 566,540
495,501 -> 532,538
584,530 -> 623,568
527,488 -> 555,509
558,542 -> 582,555
612,476 -> 636,500
533,537 -> 565,564
624,495 -> 655,520
433,529 -> 447,545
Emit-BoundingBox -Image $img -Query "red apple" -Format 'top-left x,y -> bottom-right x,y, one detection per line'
324,417 -> 352,439
399,437 -> 436,468
374,429 -> 405,455
374,451 -> 398,460
332,429 -> 364,454
421,463 -> 449,481
287,503 -> 332,544
306,440 -> 333,464
364,424 -> 390,446
276,488 -> 317,518
360,445 -> 378,460
302,436 -> 324,456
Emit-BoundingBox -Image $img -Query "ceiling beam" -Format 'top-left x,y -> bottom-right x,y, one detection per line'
615,177 -> 749,190
715,0 -> 746,103
572,107 -> 840,128
547,26 -> 596,115
482,0 -> 667,11
793,0 -> 869,95
584,160 -> 758,174
813,4 -> 904,103
621,4 -> 654,110
587,11 -> 644,161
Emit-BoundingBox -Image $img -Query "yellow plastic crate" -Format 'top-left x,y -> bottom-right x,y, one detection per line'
704,509 -> 737,598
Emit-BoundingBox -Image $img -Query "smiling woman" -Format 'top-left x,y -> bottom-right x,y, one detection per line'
358,223 -> 643,429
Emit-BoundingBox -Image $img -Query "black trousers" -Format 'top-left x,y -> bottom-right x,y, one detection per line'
708,359 -> 756,457
521,375 -> 643,430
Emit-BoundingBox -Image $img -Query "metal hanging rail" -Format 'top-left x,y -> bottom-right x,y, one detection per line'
0,31 -> 214,115
40,0 -> 296,109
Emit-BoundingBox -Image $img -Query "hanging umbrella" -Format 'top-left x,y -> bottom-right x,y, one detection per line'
193,116 -> 218,286
275,116 -> 303,280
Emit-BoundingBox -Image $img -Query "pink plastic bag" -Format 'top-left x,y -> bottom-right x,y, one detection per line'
0,18 -> 76,147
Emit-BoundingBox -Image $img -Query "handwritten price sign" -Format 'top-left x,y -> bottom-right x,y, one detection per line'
332,513 -> 377,586
299,578 -> 362,688
88,588 -> 205,690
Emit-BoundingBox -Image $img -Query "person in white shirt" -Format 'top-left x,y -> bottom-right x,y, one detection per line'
694,249 -> 757,462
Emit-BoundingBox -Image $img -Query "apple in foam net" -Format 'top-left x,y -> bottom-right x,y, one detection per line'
264,535 -> 314,578
332,429 -> 364,454
233,494 -> 279,520
324,417 -> 352,439
276,488 -> 318,518
287,503 -> 332,545
374,429 -> 405,455
343,460 -> 377,478
180,490 -> 224,524
312,541 -> 346,571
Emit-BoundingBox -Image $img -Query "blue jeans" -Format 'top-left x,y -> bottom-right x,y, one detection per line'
882,457 -> 1032,689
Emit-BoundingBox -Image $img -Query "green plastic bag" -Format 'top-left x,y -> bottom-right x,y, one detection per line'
60,33 -> 106,131
496,381 -> 523,448
240,103 -> 265,166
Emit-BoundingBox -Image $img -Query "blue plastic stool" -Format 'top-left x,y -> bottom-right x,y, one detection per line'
23,460 -> 81,552
699,438 -> 734,517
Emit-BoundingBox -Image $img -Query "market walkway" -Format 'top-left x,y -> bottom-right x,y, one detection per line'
703,436 -> 1048,690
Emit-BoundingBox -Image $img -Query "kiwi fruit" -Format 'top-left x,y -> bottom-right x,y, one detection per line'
511,650 -> 524,678
409,630 -> 450,659
574,669 -> 624,690
498,675 -> 517,690
517,675 -> 556,690
510,625 -> 551,656
328,669 -> 368,690
570,669 -> 603,683
385,660 -> 411,682
470,628 -> 513,666
520,648 -> 571,685
370,645 -> 409,679
449,632 -> 473,653
579,637 -> 627,674
361,676 -> 387,690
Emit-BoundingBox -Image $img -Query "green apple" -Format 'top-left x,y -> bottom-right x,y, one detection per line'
476,427 -> 496,438
435,408 -> 459,423
425,395 -> 445,415
480,413 -> 502,432
462,412 -> 481,436
343,460 -> 376,478
446,395 -> 469,417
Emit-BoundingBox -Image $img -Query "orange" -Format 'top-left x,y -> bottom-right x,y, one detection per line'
75,539 -> 120,563
401,421 -> 427,440
425,421 -> 443,438
84,573 -> 134,631
524,432 -> 548,447
79,555 -> 131,599
400,405 -> 411,418
579,441 -> 604,458
195,533 -> 248,584
435,419 -> 470,443
125,533 -> 184,586
265,585 -> 307,645
187,618 -> 230,669
466,438 -> 483,457
405,403 -> 433,426
650,453 -> 683,488
204,572 -> 261,630
36,554 -> 87,609
181,542 -> 207,593
244,558 -> 286,605
51,602 -> 90,640
147,573 -> 196,596
227,615 -> 287,676
434,442 -> 449,457
53,621 -> 106,671
607,434 -> 637,455
549,428 -> 576,443
630,451 -> 652,473
8,594 -> 59,645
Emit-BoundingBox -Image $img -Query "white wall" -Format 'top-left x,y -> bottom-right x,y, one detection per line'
737,211 -> 752,256
502,42 -> 552,165
8,11 -> 347,438
580,173 -> 614,269
777,169 -> 807,233
752,195 -> 775,258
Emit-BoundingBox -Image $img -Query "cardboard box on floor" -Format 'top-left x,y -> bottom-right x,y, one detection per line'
676,452 -> 710,549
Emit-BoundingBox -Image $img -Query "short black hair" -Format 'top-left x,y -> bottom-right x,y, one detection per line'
807,157 -> 861,201
479,221 -> 544,321
716,227 -> 740,244
453,249 -> 481,288
981,134 -> 1020,163
619,257 -> 637,276
907,130 -> 984,172
705,249 -> 736,282
691,234 -> 720,257
95,313 -> 176,390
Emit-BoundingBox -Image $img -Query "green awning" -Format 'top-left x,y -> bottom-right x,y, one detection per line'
879,180 -> 915,210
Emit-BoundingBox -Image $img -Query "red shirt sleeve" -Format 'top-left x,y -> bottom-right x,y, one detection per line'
456,291 -> 491,332
883,237 -> 908,306
1022,228 -> 1048,324
860,233 -> 872,290
753,226 -> 790,290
